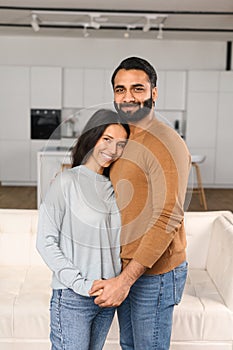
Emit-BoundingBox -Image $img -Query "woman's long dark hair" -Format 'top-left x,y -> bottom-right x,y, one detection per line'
72,109 -> 130,175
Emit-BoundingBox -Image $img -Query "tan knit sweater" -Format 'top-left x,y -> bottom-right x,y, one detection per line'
110,118 -> 191,275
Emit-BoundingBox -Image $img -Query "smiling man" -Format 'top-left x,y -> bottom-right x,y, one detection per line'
89,57 -> 191,350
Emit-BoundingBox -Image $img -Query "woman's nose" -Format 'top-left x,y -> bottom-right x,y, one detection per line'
108,141 -> 117,155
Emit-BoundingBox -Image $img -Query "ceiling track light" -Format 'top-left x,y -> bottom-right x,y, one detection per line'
83,25 -> 90,38
31,13 -> 40,32
143,17 -> 151,32
89,15 -> 100,29
157,23 -> 164,39
124,26 -> 130,38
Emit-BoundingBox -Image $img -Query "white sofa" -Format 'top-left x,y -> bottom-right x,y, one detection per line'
0,209 -> 233,350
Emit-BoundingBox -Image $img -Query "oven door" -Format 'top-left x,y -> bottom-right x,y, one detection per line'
31,109 -> 61,139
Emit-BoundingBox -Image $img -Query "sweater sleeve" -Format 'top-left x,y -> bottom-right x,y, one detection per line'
36,173 -> 94,296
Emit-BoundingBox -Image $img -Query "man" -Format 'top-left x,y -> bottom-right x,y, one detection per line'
89,57 -> 191,349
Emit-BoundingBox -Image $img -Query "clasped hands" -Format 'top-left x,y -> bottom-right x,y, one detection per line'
89,275 -> 130,307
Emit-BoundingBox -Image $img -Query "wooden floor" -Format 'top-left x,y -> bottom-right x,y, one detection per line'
0,185 -> 232,212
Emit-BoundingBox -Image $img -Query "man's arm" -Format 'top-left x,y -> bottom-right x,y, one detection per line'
89,259 -> 146,307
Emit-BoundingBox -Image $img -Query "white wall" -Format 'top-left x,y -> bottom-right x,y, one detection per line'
0,35 -> 227,71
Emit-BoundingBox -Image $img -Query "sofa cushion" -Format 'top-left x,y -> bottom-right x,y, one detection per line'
184,212 -> 230,270
172,269 -> 233,341
207,215 -> 233,311
0,209 -> 43,267
0,266 -> 51,339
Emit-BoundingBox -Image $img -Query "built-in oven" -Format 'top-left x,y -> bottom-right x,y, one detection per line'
31,109 -> 61,139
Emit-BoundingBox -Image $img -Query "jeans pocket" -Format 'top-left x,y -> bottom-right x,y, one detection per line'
173,261 -> 188,305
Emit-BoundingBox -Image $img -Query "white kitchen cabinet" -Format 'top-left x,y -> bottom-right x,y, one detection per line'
156,71 -> 186,110
63,68 -> 84,108
0,140 -> 30,184
103,69 -> 114,107
215,71 -> 233,185
185,91 -> 218,149
0,66 -> 30,140
219,71 -> 233,92
83,69 -> 105,109
215,91 -> 233,185
165,71 -> 186,110
31,67 -> 62,108
156,71 -> 166,110
188,71 -> 220,92
185,71 -> 220,186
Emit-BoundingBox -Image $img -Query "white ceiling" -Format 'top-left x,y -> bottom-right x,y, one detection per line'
0,0 -> 233,41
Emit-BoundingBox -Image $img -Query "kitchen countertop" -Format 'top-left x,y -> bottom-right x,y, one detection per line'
38,146 -> 72,156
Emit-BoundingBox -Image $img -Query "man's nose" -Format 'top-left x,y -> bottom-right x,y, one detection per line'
123,89 -> 135,102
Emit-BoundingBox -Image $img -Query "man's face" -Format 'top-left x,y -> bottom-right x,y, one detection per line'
113,69 -> 157,122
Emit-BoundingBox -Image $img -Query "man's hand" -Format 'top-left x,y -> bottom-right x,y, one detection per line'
89,275 -> 130,307
89,259 -> 146,307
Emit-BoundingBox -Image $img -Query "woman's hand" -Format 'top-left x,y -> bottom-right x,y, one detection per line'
90,280 -> 103,296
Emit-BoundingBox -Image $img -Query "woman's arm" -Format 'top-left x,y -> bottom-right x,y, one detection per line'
36,173 -> 93,296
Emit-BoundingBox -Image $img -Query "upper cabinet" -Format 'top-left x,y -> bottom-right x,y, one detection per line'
62,68 -> 114,109
103,69 -> 114,107
63,68 -> 84,108
0,66 -> 30,140
83,69 -> 105,108
188,71 -> 220,92
30,67 -> 62,108
156,71 -> 186,110
185,71 -> 220,149
215,72 -> 233,185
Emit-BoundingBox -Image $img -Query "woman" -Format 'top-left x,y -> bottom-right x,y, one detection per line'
37,109 -> 130,350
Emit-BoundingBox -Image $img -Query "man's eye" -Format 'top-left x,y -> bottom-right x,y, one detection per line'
134,87 -> 144,92
115,88 -> 124,94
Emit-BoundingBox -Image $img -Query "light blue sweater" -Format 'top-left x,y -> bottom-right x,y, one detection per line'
36,165 -> 121,297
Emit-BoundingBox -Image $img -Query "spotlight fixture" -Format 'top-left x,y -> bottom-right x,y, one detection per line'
124,26 -> 130,38
83,25 -> 90,38
157,23 -> 164,39
30,13 -> 40,32
89,16 -> 100,29
143,17 -> 151,32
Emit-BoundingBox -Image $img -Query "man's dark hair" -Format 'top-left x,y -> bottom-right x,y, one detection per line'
72,109 -> 130,176
111,56 -> 157,88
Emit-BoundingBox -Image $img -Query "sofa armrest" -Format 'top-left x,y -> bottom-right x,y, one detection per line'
207,215 -> 233,311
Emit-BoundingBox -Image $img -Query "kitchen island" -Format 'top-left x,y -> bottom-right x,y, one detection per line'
37,147 -> 72,208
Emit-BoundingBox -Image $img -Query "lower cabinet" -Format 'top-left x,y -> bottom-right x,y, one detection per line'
0,140 -> 30,184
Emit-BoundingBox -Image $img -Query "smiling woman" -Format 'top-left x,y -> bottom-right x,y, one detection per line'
85,124 -> 128,173
72,108 -> 130,175
36,108 -> 130,350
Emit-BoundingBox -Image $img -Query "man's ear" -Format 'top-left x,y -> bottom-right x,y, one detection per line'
152,87 -> 158,102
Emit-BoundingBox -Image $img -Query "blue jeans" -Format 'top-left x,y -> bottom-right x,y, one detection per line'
50,289 -> 115,350
117,261 -> 188,350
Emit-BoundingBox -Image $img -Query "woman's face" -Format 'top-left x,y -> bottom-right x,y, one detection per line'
85,124 -> 128,174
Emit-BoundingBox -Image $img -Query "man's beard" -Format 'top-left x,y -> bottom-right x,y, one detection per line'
114,96 -> 154,122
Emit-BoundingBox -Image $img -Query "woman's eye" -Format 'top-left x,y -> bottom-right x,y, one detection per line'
103,137 -> 111,143
117,142 -> 126,149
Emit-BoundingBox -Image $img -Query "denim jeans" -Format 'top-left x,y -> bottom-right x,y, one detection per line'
117,261 -> 188,350
50,289 -> 115,350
